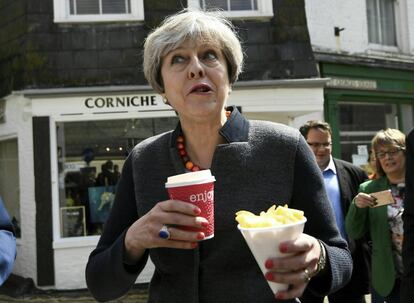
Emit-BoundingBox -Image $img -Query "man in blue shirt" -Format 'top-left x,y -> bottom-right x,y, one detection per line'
0,196 -> 16,286
300,120 -> 369,303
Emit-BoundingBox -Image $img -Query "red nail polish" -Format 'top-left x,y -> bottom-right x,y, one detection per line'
197,232 -> 205,240
194,208 -> 201,215
265,272 -> 274,281
279,243 -> 288,253
275,292 -> 284,300
265,259 -> 273,269
201,221 -> 209,227
191,242 -> 198,248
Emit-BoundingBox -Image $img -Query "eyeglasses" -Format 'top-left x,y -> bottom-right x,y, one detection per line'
375,147 -> 405,160
307,142 -> 332,149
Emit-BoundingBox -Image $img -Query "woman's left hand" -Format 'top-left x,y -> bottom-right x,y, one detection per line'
263,233 -> 321,300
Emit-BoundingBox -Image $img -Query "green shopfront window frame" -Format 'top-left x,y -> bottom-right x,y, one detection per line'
321,63 -> 414,165
325,91 -> 413,164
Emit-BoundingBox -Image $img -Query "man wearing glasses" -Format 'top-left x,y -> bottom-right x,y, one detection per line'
299,120 -> 370,303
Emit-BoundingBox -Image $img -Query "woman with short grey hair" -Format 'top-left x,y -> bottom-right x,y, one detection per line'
143,10 -> 243,94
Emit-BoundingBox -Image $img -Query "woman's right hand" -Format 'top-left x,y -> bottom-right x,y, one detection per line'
354,192 -> 377,208
124,200 -> 208,263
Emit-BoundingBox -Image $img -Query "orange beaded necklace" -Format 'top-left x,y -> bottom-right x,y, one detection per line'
177,110 -> 231,172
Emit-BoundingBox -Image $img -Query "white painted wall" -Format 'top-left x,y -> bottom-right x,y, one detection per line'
305,0 -> 369,54
305,0 -> 414,57
0,94 -> 37,285
230,86 -> 324,115
53,239 -> 154,289
231,83 -> 325,127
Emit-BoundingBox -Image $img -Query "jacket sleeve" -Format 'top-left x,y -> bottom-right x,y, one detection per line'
291,135 -> 352,297
85,155 -> 149,302
345,185 -> 369,240
0,197 -> 16,286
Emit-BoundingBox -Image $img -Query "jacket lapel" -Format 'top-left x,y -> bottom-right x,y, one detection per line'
333,159 -> 349,214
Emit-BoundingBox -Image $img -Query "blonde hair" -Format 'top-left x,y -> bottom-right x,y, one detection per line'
143,9 -> 244,94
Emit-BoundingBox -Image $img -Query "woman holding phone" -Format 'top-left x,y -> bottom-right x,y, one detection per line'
346,128 -> 406,303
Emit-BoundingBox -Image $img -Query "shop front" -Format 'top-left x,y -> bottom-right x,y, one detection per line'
321,62 -> 414,168
0,79 -> 326,289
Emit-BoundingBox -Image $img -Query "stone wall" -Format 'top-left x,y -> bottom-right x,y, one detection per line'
0,0 -> 317,98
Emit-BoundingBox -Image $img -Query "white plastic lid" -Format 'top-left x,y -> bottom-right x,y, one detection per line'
165,169 -> 215,188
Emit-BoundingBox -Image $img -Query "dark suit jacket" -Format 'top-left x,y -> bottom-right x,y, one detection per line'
329,159 -> 370,299
402,128 -> 414,303
302,158 -> 369,302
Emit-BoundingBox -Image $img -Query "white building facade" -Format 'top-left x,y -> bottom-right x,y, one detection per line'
305,0 -> 414,163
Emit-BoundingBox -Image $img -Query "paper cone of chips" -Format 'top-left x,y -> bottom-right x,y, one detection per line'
236,205 -> 307,294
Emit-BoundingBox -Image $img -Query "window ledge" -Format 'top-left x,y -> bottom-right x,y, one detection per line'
218,11 -> 273,20
54,15 -> 143,24
366,47 -> 414,63
368,43 -> 399,53
187,0 -> 274,20
53,235 -> 100,249
53,0 -> 144,24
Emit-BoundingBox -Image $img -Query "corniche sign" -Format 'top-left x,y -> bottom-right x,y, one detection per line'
84,95 -> 159,109
31,93 -> 170,116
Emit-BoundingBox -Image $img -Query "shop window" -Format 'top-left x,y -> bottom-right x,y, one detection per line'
401,104 -> 414,134
337,102 -> 398,167
366,0 -> 397,46
188,0 -> 273,19
0,138 -> 21,238
56,117 -> 178,238
53,0 -> 144,23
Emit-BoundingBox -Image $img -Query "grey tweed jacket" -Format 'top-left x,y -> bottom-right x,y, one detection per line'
86,108 -> 352,303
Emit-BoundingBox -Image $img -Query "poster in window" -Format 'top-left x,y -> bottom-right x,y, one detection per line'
88,186 -> 116,223
60,206 -> 86,237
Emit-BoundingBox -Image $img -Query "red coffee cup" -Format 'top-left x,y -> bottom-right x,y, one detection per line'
165,170 -> 216,239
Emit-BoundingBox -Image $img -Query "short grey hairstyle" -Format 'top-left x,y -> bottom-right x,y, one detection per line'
143,9 -> 244,94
